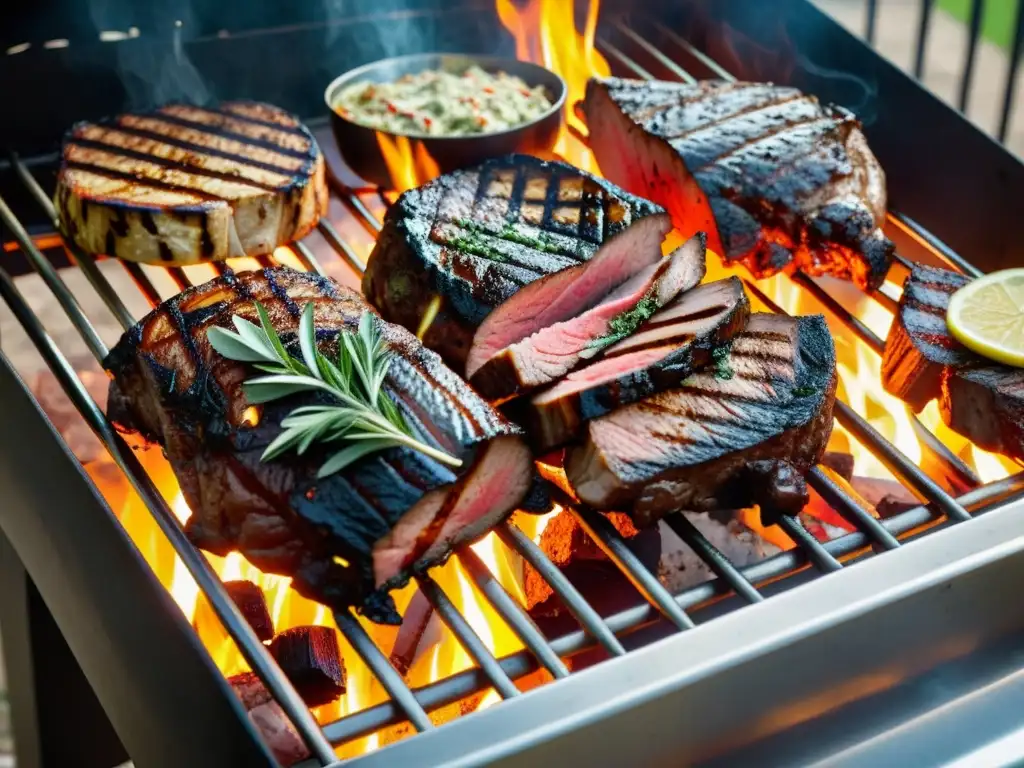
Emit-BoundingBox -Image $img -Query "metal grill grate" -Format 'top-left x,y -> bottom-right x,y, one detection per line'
2,15 -> 1024,765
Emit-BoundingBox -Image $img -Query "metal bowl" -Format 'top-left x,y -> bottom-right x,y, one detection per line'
324,53 -> 566,188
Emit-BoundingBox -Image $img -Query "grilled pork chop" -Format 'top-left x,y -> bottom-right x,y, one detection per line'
584,78 -> 894,291
362,154 -> 671,372
882,264 -> 1024,459
881,264 -> 973,411
104,268 -> 531,623
565,314 -> 836,526
56,102 -> 328,265
469,232 -> 707,402
523,277 -> 750,453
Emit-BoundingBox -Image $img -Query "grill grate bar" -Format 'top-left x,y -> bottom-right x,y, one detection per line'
547,486 -> 695,631
889,211 -> 984,278
496,522 -> 627,657
292,241 -> 329,277
332,611 -> 434,733
777,515 -> 843,572
319,219 -> 367,272
0,258 -> 338,764
612,18 -> 697,84
807,467 -> 900,551
660,514 -> 764,603
122,261 -> 165,307
416,575 -> 521,699
599,38 -> 655,80
327,174 -> 384,238
458,547 -> 570,679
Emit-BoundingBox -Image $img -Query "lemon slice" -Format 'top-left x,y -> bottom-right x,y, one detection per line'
947,268 -> 1024,368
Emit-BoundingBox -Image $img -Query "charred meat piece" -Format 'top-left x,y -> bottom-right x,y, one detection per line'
223,580 -> 274,641
565,314 -> 837,526
523,277 -> 750,453
268,626 -> 346,707
363,154 -> 671,371
941,365 -> 1024,461
229,673 -> 310,765
881,264 -> 973,411
56,102 -> 327,265
584,78 -> 894,291
470,232 -> 707,402
104,268 -> 531,624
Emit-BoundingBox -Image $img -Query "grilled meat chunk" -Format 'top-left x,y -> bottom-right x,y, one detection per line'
470,233 -> 707,402
104,268 -> 531,624
363,154 -> 671,372
56,102 -> 328,265
523,277 -> 750,453
941,366 -> 1024,461
565,314 -> 836,526
881,264 -> 973,411
584,78 -> 894,291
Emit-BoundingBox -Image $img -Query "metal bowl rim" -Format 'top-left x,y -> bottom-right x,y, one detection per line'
323,52 -> 567,142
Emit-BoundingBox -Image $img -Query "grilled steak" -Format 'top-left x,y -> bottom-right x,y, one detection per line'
584,78 -> 894,291
56,102 -> 328,265
363,154 -> 671,372
104,268 -> 531,624
523,277 -> 750,453
470,233 -> 707,402
565,314 -> 836,526
881,264 -> 973,411
941,365 -> 1024,461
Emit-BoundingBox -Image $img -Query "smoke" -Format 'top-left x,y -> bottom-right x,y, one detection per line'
90,0 -> 212,108
795,52 -> 879,127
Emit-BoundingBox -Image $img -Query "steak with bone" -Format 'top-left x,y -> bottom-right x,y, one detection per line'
565,313 -> 837,526
882,264 -> 1024,459
362,154 -> 671,372
583,78 -> 894,291
522,276 -> 750,453
104,268 -> 531,624
56,102 -> 328,265
469,232 -> 707,403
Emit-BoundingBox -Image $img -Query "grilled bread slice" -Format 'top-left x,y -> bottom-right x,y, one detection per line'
55,102 -> 328,265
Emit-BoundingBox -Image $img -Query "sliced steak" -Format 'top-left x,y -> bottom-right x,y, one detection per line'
584,77 -> 894,291
363,153 -> 670,372
565,313 -> 836,526
470,232 -> 707,402
941,365 -> 1024,461
881,263 -> 973,411
104,267 -> 531,624
522,277 -> 750,452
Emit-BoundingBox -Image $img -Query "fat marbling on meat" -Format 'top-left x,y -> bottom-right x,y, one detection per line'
104,267 -> 531,624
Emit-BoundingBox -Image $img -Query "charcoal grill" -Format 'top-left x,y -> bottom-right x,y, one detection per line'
2,1 -> 1024,766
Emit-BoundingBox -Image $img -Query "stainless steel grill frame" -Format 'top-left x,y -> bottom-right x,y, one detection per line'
2,3 -> 1024,767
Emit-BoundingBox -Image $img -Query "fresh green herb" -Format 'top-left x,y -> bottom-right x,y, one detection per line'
792,384 -> 816,397
712,344 -> 734,381
448,234 -> 507,262
582,293 -> 660,358
455,218 -> 564,255
207,302 -> 462,478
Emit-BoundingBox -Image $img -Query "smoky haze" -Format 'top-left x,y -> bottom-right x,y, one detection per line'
89,0 -> 212,108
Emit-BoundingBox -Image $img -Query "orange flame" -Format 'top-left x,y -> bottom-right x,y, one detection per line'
376,133 -> 441,194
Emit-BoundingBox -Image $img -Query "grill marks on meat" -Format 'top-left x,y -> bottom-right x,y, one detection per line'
363,154 -> 670,371
103,268 -> 530,624
881,264 -> 972,411
583,78 -> 894,291
523,277 -> 750,453
565,314 -> 836,526
469,233 -> 707,402
882,264 -> 1024,460
56,102 -> 327,265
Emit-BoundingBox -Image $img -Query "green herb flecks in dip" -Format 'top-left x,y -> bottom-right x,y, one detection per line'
334,65 -> 553,137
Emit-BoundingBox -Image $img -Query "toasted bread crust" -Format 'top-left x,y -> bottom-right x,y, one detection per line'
55,101 -> 328,265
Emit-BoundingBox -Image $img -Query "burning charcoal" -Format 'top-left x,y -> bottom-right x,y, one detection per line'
223,580 -> 274,641
268,626 -> 346,707
523,508 -> 661,621
228,672 -> 310,766
821,451 -> 855,482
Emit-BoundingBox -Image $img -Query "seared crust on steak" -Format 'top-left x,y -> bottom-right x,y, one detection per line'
104,268 -> 530,623
584,77 -> 893,291
362,153 -> 670,371
56,102 -> 328,265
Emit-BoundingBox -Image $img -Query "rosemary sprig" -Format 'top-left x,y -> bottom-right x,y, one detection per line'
208,302 -> 462,478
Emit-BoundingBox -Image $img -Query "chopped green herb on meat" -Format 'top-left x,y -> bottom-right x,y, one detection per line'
455,218 -> 564,255
585,292 -> 660,355
712,344 -> 734,380
334,66 -> 553,137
